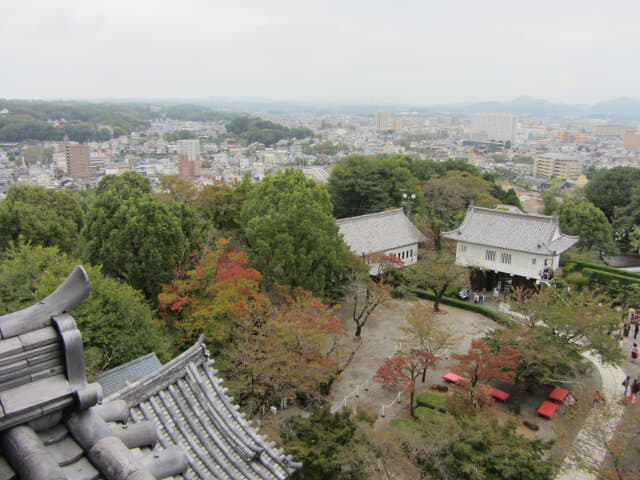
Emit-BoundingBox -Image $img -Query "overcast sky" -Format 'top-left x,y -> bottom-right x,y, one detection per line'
2,0 -> 639,105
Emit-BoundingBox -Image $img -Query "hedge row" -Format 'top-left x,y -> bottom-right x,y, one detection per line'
583,268 -> 640,286
571,260 -> 640,281
405,287 -> 515,327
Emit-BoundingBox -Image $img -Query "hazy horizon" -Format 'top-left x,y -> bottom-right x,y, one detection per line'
3,1 -> 639,105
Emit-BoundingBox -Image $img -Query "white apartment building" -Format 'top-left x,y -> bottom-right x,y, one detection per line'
375,111 -> 392,130
470,113 -> 517,143
177,139 -> 200,161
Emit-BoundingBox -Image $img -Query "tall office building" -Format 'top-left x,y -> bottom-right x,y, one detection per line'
65,143 -> 91,180
177,139 -> 201,180
376,111 -> 392,130
470,113 -> 517,143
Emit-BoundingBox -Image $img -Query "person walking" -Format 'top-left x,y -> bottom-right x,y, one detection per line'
622,375 -> 631,397
631,378 -> 640,404
633,311 -> 639,339
631,343 -> 639,361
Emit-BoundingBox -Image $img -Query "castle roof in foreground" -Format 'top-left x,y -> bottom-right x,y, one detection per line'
0,266 -> 298,480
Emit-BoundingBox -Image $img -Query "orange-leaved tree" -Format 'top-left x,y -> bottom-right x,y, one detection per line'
158,237 -> 268,353
222,288 -> 347,410
449,338 -> 518,407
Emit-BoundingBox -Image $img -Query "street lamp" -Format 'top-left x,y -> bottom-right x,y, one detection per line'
401,192 -> 416,216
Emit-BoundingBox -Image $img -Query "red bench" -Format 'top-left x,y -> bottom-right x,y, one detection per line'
548,387 -> 570,403
490,387 -> 511,402
442,372 -> 465,384
536,401 -> 559,418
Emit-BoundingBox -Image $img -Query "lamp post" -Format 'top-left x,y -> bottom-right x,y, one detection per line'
401,192 -> 416,216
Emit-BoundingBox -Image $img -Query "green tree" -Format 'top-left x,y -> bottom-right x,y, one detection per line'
487,287 -> 622,411
280,407 -> 362,480
419,176 -> 469,250
0,185 -> 83,253
550,176 -> 565,194
327,155 -> 423,218
83,172 -> 187,301
612,185 -> 640,251
402,302 -> 460,382
392,409 -> 555,479
403,250 -> 468,311
558,197 -> 616,252
0,244 -> 172,377
630,225 -> 640,255
585,167 -> 640,220
241,169 -> 355,297
542,191 -> 560,215
195,179 -> 249,232
442,416 -> 555,479
0,244 -> 69,314
95,170 -> 151,196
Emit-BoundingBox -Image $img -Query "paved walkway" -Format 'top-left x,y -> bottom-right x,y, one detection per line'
555,353 -> 626,480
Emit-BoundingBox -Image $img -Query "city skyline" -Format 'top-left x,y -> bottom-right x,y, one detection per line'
2,0 -> 640,105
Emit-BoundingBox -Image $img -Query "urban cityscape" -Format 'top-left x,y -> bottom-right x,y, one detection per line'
2,1 -> 640,479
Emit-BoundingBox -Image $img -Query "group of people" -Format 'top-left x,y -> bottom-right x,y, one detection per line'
473,288 -> 487,304
619,306 -> 640,361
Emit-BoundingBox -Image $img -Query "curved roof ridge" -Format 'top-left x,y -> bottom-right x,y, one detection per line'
336,207 -> 403,224
106,335 -> 208,403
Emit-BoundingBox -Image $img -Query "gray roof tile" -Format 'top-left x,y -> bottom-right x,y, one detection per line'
108,338 -> 298,480
95,354 -> 162,398
441,206 -> 579,255
336,208 -> 427,257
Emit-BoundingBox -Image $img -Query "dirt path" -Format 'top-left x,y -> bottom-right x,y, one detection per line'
328,295 -> 499,419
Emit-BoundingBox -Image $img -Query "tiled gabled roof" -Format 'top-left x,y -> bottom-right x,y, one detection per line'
95,353 -> 162,397
441,206 -> 579,255
106,337 -> 299,480
336,208 -> 427,257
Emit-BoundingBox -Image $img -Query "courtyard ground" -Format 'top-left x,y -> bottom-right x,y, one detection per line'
328,293 -> 604,465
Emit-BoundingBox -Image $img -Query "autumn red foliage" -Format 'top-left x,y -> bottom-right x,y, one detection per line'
449,338 -> 518,408
374,349 -> 437,414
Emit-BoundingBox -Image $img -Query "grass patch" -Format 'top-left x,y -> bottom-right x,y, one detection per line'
414,406 -> 448,423
388,418 -> 420,430
416,391 -> 447,412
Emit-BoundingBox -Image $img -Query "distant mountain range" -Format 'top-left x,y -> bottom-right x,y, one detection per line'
200,95 -> 640,121
431,96 -> 640,120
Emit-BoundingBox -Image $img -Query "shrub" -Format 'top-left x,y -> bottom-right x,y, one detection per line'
564,272 -> 589,289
